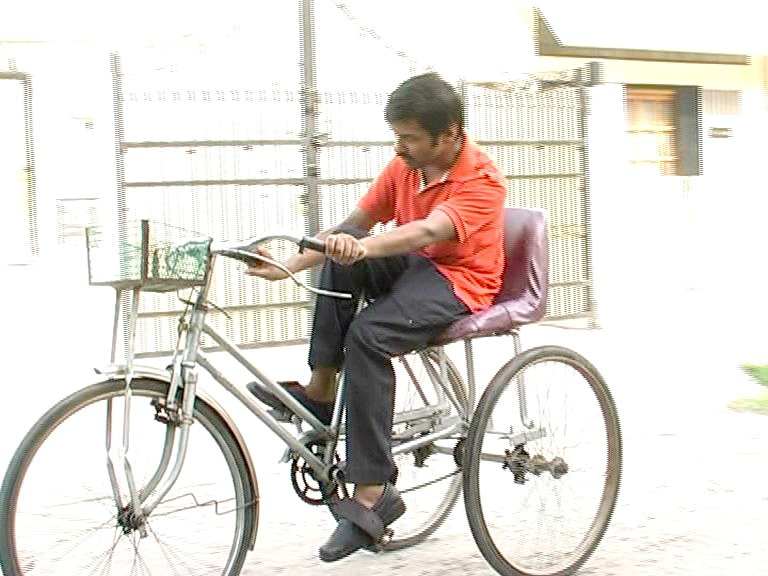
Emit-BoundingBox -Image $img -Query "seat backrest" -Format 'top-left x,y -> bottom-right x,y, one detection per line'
493,208 -> 549,318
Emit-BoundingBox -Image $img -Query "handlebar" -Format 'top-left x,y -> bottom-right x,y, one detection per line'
208,233 -> 351,300
210,233 -> 325,255
298,236 -> 326,254
210,233 -> 325,256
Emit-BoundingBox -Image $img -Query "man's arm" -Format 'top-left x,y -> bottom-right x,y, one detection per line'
327,176 -> 504,266
325,209 -> 457,266
361,210 -> 456,259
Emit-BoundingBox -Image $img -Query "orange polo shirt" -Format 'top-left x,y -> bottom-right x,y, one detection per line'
358,139 -> 506,312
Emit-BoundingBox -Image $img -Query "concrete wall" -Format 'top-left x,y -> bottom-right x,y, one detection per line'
556,55 -> 768,326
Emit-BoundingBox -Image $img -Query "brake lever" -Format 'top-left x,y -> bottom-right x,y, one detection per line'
224,249 -> 352,300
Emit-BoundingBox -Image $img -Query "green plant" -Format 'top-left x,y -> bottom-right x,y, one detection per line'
740,364 -> 768,387
730,363 -> 768,416
729,394 -> 768,416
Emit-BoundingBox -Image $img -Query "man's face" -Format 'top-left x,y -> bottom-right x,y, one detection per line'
390,119 -> 457,170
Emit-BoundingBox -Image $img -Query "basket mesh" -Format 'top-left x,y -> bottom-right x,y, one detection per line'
86,220 -> 211,292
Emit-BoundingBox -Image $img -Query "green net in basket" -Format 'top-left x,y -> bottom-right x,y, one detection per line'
86,220 -> 211,292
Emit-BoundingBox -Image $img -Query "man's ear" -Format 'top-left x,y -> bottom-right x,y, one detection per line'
438,124 -> 460,145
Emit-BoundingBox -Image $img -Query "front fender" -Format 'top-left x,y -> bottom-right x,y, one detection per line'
97,363 -> 260,551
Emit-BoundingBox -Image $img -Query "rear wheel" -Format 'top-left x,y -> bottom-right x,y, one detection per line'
463,345 -> 622,576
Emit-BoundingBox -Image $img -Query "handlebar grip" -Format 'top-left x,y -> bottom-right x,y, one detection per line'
299,236 -> 326,254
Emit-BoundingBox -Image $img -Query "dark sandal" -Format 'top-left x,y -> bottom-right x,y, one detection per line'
319,483 -> 406,563
246,380 -> 334,425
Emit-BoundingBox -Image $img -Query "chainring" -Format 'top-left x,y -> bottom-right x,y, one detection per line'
290,440 -> 340,506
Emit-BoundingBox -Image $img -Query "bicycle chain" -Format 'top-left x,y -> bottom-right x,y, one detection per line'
399,469 -> 460,495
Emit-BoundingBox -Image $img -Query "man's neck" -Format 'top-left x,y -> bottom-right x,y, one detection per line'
422,136 -> 463,183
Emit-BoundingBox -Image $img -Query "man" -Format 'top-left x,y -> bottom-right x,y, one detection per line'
246,72 -> 506,562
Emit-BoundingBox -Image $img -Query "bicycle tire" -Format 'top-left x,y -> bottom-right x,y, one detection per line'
463,345 -> 622,576
0,377 -> 257,576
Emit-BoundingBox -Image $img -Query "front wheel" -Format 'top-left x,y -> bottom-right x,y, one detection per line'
463,345 -> 622,576
0,378 -> 257,576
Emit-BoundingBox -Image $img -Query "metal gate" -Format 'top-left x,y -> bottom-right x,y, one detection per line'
113,56 -> 312,355
112,54 -> 599,355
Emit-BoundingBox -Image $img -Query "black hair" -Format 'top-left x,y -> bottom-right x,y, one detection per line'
384,73 -> 464,140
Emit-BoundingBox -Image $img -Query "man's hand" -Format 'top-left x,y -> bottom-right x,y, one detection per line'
326,233 -> 367,266
244,247 -> 290,281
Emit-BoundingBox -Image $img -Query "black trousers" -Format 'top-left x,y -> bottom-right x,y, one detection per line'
308,248 -> 469,484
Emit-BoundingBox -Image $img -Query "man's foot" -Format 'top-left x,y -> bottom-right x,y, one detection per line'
246,381 -> 335,425
319,483 -> 406,562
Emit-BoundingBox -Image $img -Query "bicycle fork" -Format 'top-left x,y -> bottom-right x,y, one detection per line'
104,284 -> 207,536
104,286 -> 151,536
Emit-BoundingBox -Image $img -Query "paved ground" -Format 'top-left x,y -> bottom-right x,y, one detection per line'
1,254 -> 767,575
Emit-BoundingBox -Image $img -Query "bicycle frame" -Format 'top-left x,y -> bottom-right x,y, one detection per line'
106,239 -> 469,528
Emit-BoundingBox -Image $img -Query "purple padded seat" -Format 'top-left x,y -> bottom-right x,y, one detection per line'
431,208 -> 548,346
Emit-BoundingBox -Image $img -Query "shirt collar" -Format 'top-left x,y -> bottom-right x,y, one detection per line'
418,168 -> 450,193
444,136 -> 484,183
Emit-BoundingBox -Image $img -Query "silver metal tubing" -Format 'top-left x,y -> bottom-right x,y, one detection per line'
120,286 -> 144,528
104,399 -> 124,513
397,355 -> 430,406
391,416 -> 464,458
393,401 -> 450,426
195,351 -> 330,482
464,339 -> 477,411
420,351 -> 463,419
142,422 -> 192,516
512,331 -> 534,428
139,424 -> 176,500
109,288 -> 121,364
323,370 -> 347,468
201,324 -> 329,433
498,427 -> 547,445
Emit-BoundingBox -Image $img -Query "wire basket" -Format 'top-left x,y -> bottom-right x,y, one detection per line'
86,220 -> 212,292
